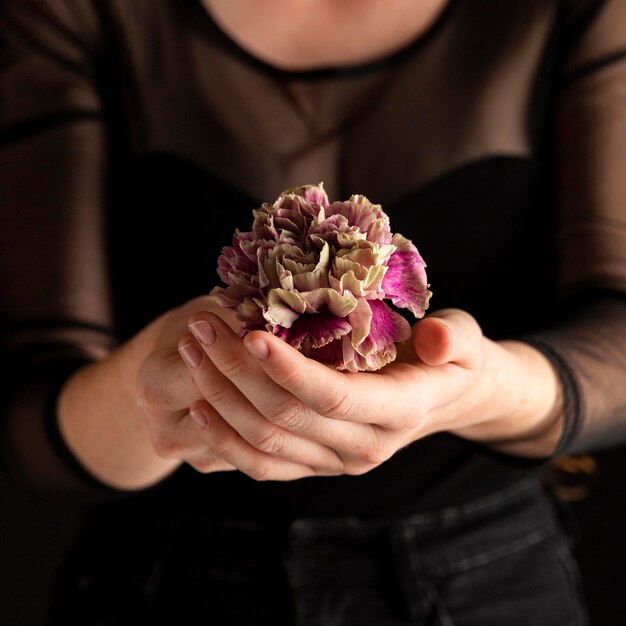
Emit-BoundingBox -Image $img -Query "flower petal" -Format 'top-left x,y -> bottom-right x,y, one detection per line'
280,182 -> 329,208
301,288 -> 358,317
210,284 -> 259,309
289,313 -> 352,351
382,234 -> 432,318
264,290 -> 304,327
306,336 -> 346,369
347,297 -> 373,347
356,299 -> 411,357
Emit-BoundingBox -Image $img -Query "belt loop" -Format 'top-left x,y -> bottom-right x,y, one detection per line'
418,578 -> 456,626
388,520 -> 456,625
388,521 -> 432,623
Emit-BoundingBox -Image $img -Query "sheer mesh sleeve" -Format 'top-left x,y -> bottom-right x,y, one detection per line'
0,0 -> 117,497
525,0 -> 626,454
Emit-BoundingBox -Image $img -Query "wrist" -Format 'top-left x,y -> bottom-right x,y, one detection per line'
453,338 -> 564,458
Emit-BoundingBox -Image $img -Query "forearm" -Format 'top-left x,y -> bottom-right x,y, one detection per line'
57,328 -> 181,491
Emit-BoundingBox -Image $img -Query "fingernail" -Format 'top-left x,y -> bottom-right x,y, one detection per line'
245,339 -> 269,361
189,321 -> 216,345
189,409 -> 207,429
179,342 -> 203,368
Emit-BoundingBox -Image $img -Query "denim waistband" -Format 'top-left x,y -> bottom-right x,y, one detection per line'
161,476 -> 564,581
285,476 -> 556,574
144,477 -> 570,625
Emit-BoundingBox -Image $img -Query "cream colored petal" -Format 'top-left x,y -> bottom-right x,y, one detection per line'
348,298 -> 373,347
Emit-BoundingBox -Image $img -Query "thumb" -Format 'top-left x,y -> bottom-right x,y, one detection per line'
411,308 -> 483,368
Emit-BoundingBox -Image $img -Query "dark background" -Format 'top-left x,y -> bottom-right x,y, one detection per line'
1,449 -> 625,625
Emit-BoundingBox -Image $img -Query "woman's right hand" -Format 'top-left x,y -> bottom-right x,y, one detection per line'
133,295 -> 242,479
57,295 -> 241,490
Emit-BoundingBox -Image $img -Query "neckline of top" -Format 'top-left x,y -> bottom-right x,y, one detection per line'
191,0 -> 458,80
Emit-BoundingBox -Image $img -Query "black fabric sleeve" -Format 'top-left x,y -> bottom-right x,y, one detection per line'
522,0 -> 626,454
0,0 -> 121,497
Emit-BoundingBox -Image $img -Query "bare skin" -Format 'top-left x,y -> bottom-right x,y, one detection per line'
58,294 -> 562,489
202,0 -> 450,70
56,1 -> 564,490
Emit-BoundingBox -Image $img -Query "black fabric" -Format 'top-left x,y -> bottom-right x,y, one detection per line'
47,478 -> 589,625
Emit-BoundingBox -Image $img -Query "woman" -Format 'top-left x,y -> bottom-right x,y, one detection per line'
1,0 -> 625,623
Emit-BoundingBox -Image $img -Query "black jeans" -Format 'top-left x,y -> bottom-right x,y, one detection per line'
50,478 -> 588,625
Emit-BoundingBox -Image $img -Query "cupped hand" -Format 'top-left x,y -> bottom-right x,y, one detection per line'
135,295 -> 341,478
177,306 -> 558,481
134,295 -> 242,476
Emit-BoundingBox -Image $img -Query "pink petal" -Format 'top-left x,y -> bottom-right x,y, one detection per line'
217,231 -> 258,284
381,234 -> 431,318
305,336 -> 346,368
326,197 -> 393,245
287,313 -> 352,351
280,182 -> 329,208
356,299 -> 411,356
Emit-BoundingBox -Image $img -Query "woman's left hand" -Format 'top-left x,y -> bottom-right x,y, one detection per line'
179,308 -> 564,479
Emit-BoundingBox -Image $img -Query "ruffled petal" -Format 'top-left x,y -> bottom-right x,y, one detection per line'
301,288 -> 358,317
347,297 -> 373,347
214,184 -> 430,372
280,182 -> 329,208
210,284 -> 259,309
381,234 -> 431,318
355,299 -> 411,357
305,336 -> 346,369
264,290 -> 303,327
288,313 -> 352,351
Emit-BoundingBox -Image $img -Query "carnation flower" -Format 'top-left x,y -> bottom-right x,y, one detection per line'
211,183 -> 431,372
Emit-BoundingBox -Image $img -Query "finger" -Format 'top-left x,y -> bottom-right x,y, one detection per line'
145,399 -> 314,480
178,331 -> 345,472
185,316 -> 428,469
238,325 -> 403,426
184,451 -> 236,475
411,308 -> 483,368
187,312 -> 390,432
240,322 -> 475,435
184,313 -> 379,457
186,401 -> 331,480
173,406 -> 236,474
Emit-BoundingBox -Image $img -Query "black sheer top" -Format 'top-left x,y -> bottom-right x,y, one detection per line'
1,0 -> 626,518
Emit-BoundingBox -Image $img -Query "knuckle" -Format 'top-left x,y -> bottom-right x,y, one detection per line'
135,352 -> 176,413
197,382 -> 227,408
344,449 -> 389,475
210,435 -> 234,459
150,432 -> 180,460
345,430 -> 392,474
361,445 -> 390,467
246,462 -> 272,482
271,400 -> 309,430
135,377 -> 170,414
343,460 -> 374,476
218,356 -> 247,379
249,428 -> 287,455
319,391 -> 355,419
188,457 -> 219,474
